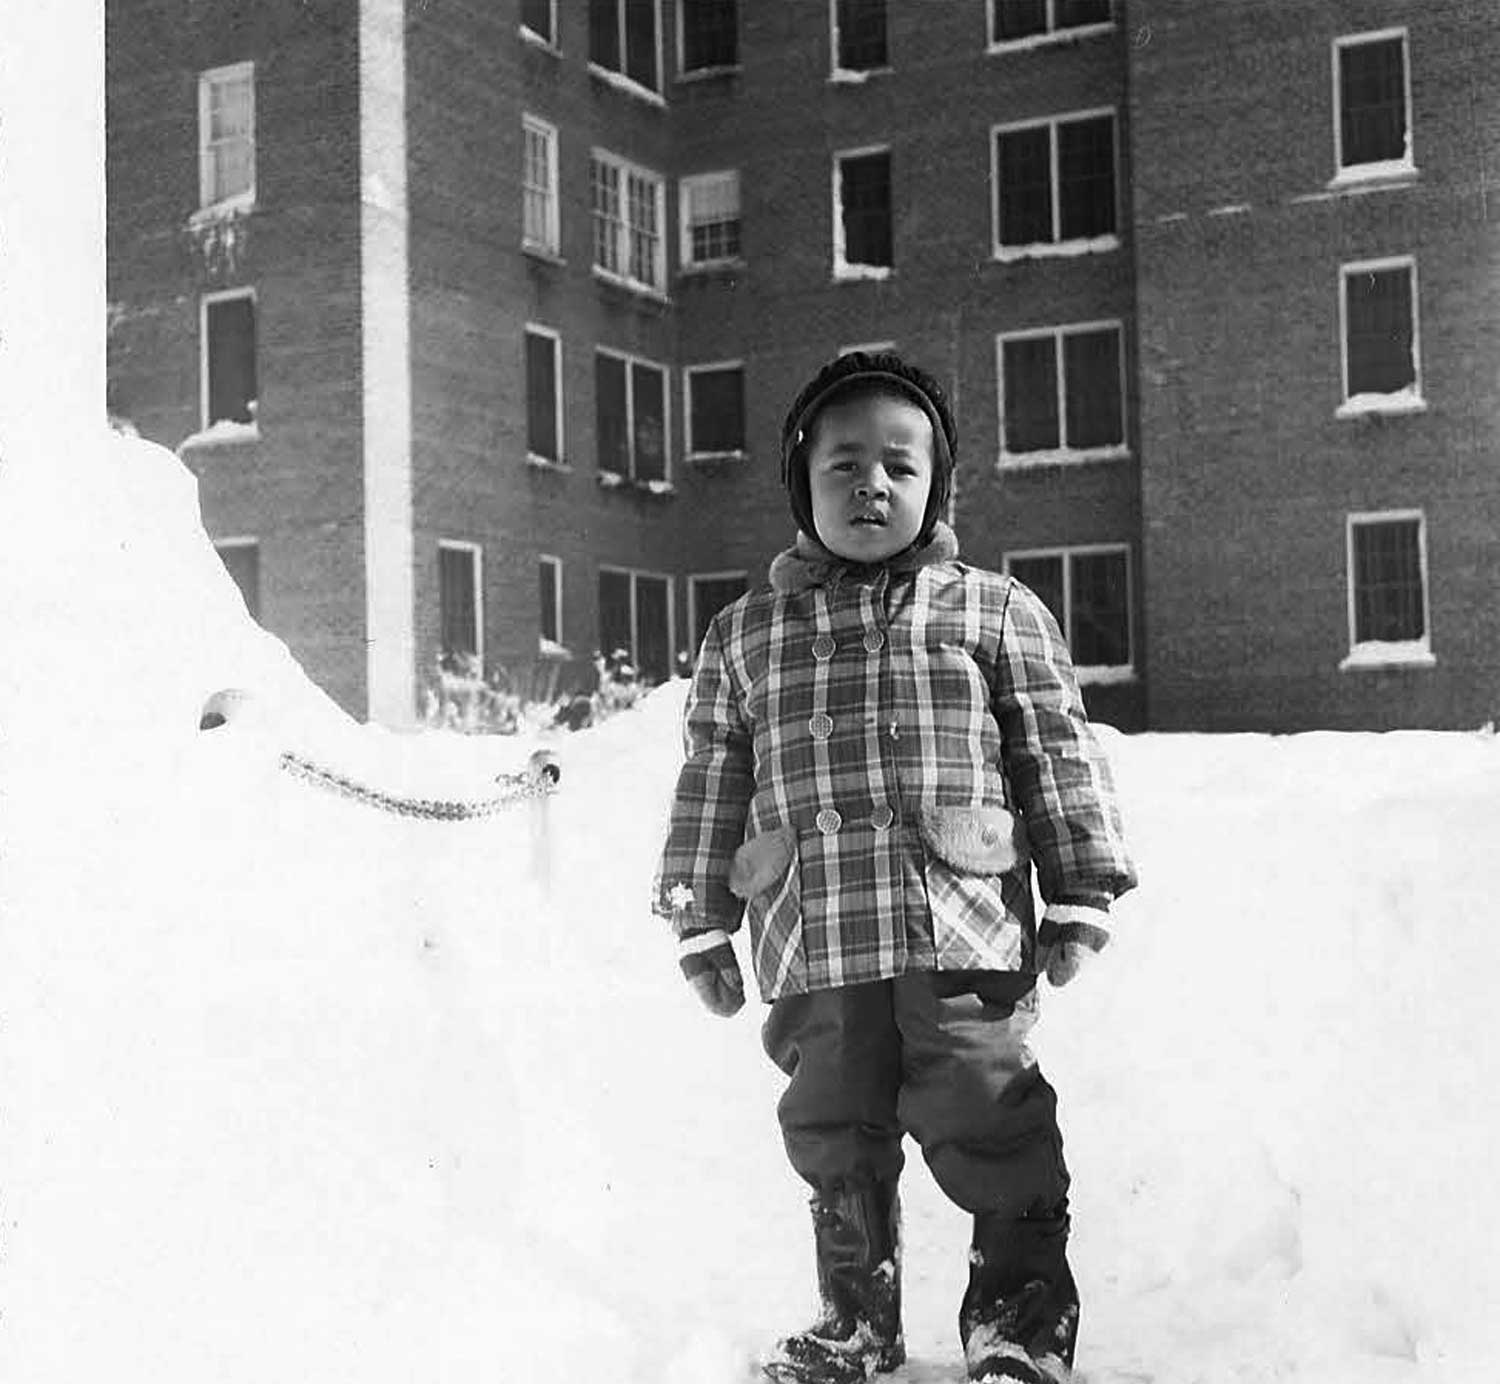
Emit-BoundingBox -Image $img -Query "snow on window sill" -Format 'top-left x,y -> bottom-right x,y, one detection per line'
637,477 -> 676,496
1335,389 -> 1426,420
1076,665 -> 1137,687
994,234 -> 1120,263
679,257 -> 746,278
522,242 -> 565,266
180,419 -> 261,450
833,262 -> 893,283
525,453 -> 571,473
189,195 -> 254,227
591,264 -> 671,306
596,471 -> 674,496
987,23 -> 1114,55
998,444 -> 1130,471
518,25 -> 561,56
597,469 -> 627,490
1339,642 -> 1436,672
586,62 -> 667,108
829,66 -> 892,85
676,64 -> 741,83
1329,161 -> 1418,192
538,636 -> 573,661
686,449 -> 747,465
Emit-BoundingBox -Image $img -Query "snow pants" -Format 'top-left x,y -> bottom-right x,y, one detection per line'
761,970 -> 1069,1215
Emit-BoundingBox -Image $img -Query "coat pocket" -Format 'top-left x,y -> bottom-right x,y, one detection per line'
917,805 -> 1028,876
730,826 -> 805,998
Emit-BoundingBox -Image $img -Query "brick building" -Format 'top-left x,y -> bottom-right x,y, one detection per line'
105,0 -> 1500,730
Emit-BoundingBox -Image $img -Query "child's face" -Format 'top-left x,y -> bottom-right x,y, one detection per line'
807,392 -> 934,562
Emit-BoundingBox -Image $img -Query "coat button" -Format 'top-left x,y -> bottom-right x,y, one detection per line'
863,629 -> 885,653
980,826 -> 999,846
870,804 -> 895,830
815,808 -> 842,835
808,712 -> 834,740
812,634 -> 836,660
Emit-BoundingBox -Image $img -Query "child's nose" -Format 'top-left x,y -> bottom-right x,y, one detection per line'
856,468 -> 890,497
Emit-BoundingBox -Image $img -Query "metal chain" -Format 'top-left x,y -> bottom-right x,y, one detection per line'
278,750 -> 558,821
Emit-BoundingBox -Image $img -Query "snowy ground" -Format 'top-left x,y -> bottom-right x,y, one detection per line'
2,433 -> 1498,1383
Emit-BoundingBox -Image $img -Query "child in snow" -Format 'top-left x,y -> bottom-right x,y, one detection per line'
653,351 -> 1137,1384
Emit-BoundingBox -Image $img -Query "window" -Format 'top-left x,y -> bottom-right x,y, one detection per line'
589,0 -> 661,93
834,148 -> 893,277
689,572 -> 748,650
685,362 -> 746,459
215,539 -> 261,622
599,567 -> 673,682
680,171 -> 742,267
521,0 -> 557,45
1345,512 -> 1431,667
1334,30 -> 1411,177
198,62 -> 255,211
525,326 -> 563,464
522,116 -> 560,254
201,290 -> 258,429
990,0 -> 1112,48
596,350 -> 668,481
681,0 -> 738,72
998,322 -> 1125,463
993,111 -> 1117,255
591,150 -> 667,293
1004,546 -> 1132,679
539,555 -> 564,646
438,542 -> 483,670
1340,258 -> 1421,414
839,340 -> 896,356
833,0 -> 888,74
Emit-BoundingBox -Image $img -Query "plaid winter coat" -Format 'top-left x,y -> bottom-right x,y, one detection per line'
653,525 -> 1137,1002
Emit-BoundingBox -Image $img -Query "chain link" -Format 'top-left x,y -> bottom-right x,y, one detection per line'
279,750 -> 558,821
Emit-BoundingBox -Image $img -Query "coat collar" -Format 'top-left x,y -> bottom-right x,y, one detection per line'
768,522 -> 959,595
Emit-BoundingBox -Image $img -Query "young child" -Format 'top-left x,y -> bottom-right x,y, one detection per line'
653,352 -> 1137,1384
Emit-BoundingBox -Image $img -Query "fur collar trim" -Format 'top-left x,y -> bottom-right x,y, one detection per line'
768,522 -> 959,595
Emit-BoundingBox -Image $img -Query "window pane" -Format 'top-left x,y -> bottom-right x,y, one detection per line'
625,0 -> 659,89
1069,552 -> 1131,666
591,158 -> 622,273
997,126 -> 1053,245
206,296 -> 257,425
1353,521 -> 1424,643
994,0 -> 1046,41
596,354 -> 630,472
539,560 -> 560,643
1057,0 -> 1111,29
1062,328 -> 1123,449
626,171 -> 662,287
1002,336 -> 1060,453
632,362 -> 667,480
840,152 -> 892,268
837,0 -> 888,70
525,331 -> 558,460
636,574 -> 671,682
217,543 -> 261,622
1346,266 -> 1415,395
589,0 -> 620,68
1057,115 -> 1116,240
598,569 -> 633,662
1008,556 -> 1066,635
521,0 -> 553,41
682,0 -> 738,70
523,123 -> 555,250
691,575 -> 747,649
439,548 -> 478,665
690,367 -> 745,454
686,172 -> 741,263
1340,38 -> 1406,166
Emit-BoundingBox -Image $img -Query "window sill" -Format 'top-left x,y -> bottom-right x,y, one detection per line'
523,243 -> 566,266
1335,391 -> 1426,420
685,450 -> 748,465
538,636 -> 574,661
833,263 -> 893,283
1076,666 -> 1137,687
676,64 -> 741,84
526,454 -> 571,473
994,234 -> 1120,262
987,23 -> 1115,55
1328,161 -> 1418,193
519,25 -> 561,57
180,420 -> 261,450
1339,643 -> 1436,672
679,257 -> 747,278
189,196 -> 254,227
592,264 -> 672,306
998,444 -> 1130,471
597,470 -> 676,498
829,66 -> 893,85
587,62 -> 667,108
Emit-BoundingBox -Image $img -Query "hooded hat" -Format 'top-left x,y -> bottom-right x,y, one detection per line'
779,350 -> 958,550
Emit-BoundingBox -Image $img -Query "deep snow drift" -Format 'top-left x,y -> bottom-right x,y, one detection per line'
2,431 -> 1497,1383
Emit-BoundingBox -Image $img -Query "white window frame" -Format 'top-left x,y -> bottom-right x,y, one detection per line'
1341,509 -> 1434,671
1331,27 -> 1414,186
679,169 -> 742,269
598,564 -> 677,675
987,0 -> 1114,54
1002,542 -> 1135,684
839,340 -> 896,356
590,148 -> 669,296
991,108 -> 1120,261
677,0 -> 740,77
596,346 -> 673,485
829,0 -> 892,79
832,144 -> 894,281
996,319 -> 1129,469
522,115 -> 561,256
198,61 -> 255,214
588,0 -> 666,103
539,553 -> 565,648
519,0 -> 559,49
1337,255 -> 1424,418
688,569 -> 749,648
683,360 -> 747,462
199,286 -> 259,435
438,539 -> 485,671
524,322 -> 566,468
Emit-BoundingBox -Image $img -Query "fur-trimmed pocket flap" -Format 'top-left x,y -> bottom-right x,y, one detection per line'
918,805 -> 1027,875
729,826 -> 797,900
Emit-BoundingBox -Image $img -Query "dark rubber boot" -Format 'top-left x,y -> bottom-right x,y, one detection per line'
763,1181 -> 905,1384
960,1206 -> 1078,1383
